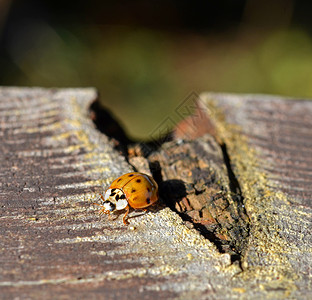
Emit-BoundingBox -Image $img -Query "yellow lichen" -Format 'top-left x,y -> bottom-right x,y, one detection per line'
203,96 -> 298,293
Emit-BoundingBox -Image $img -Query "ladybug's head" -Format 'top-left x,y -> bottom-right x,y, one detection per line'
104,188 -> 128,211
102,200 -> 116,212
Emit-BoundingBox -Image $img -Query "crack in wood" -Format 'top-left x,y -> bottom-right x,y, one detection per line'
90,100 -> 250,262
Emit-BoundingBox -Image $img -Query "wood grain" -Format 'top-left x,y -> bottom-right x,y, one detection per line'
1,87 -> 311,299
0,87 -> 230,299
202,93 -> 312,298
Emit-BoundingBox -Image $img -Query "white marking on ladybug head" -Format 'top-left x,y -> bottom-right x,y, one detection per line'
104,188 -> 121,200
103,188 -> 128,211
104,189 -> 112,200
103,200 -> 116,212
116,199 -> 128,210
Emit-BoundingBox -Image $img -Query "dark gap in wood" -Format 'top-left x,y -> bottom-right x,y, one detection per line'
89,99 -> 172,161
89,100 -> 249,263
220,143 -> 242,195
220,142 -> 250,262
89,100 -> 131,158
148,161 -> 163,185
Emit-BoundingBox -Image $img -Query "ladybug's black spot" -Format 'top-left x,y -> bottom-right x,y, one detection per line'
120,194 -> 126,199
136,179 -> 141,183
117,178 -> 122,182
131,188 -> 136,193
147,187 -> 151,192
146,197 -> 151,204
110,189 -> 117,196
108,202 -> 116,211
129,174 -> 134,177
115,194 -> 120,201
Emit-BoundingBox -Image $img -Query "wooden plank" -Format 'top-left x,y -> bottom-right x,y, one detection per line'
0,87 -> 232,299
1,87 -> 311,299
200,93 -> 312,298
203,93 -> 312,207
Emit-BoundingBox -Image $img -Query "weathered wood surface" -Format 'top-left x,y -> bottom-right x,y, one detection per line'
131,136 -> 250,259
200,93 -> 312,298
0,87 -> 311,299
0,87 -> 232,299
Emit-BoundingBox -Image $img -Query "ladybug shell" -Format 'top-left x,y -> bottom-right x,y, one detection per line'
109,172 -> 158,209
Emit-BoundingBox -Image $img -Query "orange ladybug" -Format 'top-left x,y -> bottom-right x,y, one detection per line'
95,172 -> 159,225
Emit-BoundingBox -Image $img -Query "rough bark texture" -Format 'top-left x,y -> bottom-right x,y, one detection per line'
130,136 -> 250,258
0,87 -> 311,299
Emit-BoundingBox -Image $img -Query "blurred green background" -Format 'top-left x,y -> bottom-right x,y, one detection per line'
1,0 -> 312,139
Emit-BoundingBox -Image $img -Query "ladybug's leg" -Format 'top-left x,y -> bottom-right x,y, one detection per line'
100,209 -> 110,217
122,205 -> 130,225
92,203 -> 110,217
92,194 -> 109,216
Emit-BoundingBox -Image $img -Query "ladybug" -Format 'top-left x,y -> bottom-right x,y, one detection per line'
95,172 -> 159,225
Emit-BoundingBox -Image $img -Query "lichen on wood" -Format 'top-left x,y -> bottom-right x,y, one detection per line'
1,87 -> 311,299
